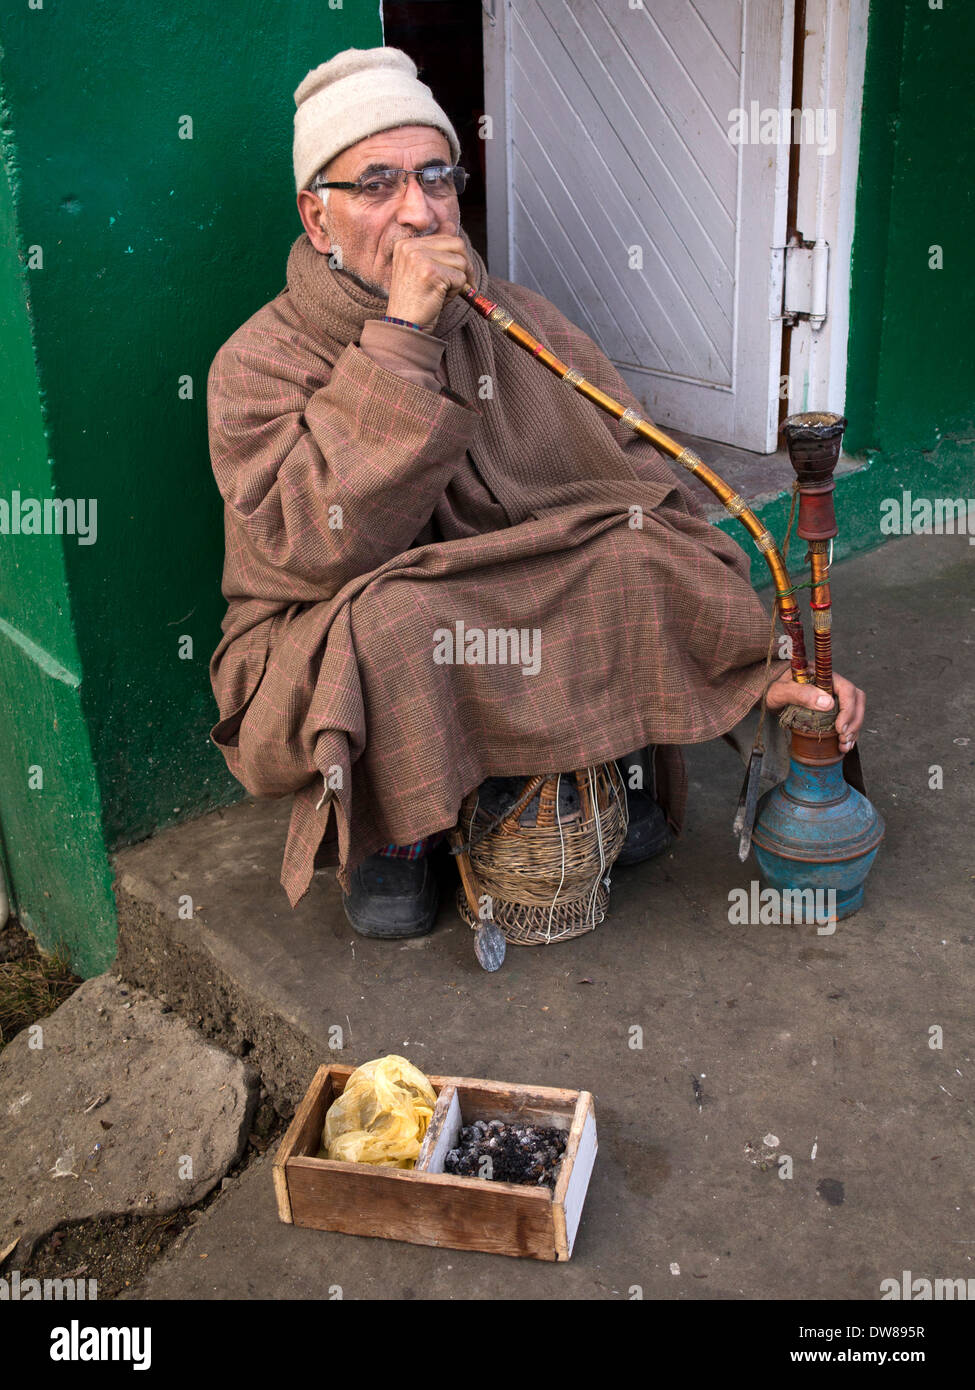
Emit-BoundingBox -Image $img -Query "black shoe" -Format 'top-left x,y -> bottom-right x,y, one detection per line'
616,786 -> 673,866
341,852 -> 439,939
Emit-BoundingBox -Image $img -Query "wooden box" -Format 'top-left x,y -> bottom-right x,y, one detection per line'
273,1063 -> 597,1260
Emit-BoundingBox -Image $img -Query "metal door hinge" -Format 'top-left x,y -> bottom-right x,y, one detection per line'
770,237 -> 829,326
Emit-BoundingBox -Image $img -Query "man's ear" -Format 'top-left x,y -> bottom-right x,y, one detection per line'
296,190 -> 331,254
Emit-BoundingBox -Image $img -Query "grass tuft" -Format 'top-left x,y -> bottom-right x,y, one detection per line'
0,926 -> 79,1045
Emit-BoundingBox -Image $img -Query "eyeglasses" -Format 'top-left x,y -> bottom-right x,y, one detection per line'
316,164 -> 468,202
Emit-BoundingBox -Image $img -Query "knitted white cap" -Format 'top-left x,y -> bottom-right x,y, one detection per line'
293,47 -> 461,194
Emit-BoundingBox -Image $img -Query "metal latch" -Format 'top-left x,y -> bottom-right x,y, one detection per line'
770,237 -> 829,326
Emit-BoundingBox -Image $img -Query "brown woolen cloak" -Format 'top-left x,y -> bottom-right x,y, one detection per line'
206,231 -> 787,907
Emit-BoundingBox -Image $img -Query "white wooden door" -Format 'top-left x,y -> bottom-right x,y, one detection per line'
483,0 -> 793,452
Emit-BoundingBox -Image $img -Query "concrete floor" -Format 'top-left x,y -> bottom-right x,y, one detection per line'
114,532 -> 974,1300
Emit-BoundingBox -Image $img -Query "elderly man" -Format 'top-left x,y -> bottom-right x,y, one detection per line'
206,47 -> 864,938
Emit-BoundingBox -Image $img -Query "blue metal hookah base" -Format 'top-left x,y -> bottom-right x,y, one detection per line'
751,755 -> 885,921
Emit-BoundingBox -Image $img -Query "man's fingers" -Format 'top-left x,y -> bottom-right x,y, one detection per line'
395,234 -> 467,260
396,252 -> 470,288
767,668 -> 843,714
775,675 -> 833,712
837,689 -> 866,749
834,676 -> 864,737
394,248 -> 469,275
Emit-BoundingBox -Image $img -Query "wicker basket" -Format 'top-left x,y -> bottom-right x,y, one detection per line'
453,764 -> 629,945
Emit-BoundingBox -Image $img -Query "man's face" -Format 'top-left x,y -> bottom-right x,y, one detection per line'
296,125 -> 461,296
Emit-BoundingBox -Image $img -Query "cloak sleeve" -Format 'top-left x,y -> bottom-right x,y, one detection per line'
358,318 -> 446,392
206,329 -> 480,598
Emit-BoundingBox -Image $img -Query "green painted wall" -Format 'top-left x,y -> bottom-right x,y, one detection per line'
0,135 -> 116,976
841,0 -> 973,528
0,2 -> 381,973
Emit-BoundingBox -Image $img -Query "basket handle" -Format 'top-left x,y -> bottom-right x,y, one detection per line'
574,769 -> 593,821
447,826 -> 485,921
500,775 -> 547,834
536,778 -> 558,828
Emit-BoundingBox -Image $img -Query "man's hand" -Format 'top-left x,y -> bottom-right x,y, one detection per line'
764,667 -> 866,754
386,233 -> 475,332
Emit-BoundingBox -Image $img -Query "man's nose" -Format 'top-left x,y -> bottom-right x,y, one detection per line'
394,174 -> 439,230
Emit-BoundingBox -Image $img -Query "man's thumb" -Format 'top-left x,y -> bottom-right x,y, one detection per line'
794,686 -> 835,711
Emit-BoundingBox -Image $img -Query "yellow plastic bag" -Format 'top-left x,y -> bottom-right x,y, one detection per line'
321,1055 -> 437,1168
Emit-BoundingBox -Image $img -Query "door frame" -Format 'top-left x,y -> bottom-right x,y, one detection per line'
482,0 -> 514,283
785,0 -> 870,420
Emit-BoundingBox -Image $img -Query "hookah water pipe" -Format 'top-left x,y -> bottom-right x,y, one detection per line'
750,413 -> 884,920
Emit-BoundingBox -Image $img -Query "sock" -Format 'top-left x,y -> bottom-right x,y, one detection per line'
377,830 -> 446,860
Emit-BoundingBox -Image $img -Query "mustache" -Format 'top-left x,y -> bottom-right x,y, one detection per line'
391,216 -> 462,245
390,226 -> 443,246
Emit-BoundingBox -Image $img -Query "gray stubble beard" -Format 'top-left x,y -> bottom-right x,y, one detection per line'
325,216 -> 460,302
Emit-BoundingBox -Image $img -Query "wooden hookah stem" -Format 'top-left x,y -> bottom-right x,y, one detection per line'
780,411 -> 847,697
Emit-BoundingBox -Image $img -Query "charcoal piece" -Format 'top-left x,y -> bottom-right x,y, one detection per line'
443,1119 -> 568,1188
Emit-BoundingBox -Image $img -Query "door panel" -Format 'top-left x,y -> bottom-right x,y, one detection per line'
483,0 -> 793,451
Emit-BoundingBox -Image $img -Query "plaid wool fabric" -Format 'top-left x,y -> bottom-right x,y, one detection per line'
206,230 -> 788,907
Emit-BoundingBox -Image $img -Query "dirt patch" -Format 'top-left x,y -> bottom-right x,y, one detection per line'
1,919 -> 290,1298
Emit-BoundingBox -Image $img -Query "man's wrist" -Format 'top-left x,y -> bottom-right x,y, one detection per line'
385,294 -> 440,332
381,314 -> 430,333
